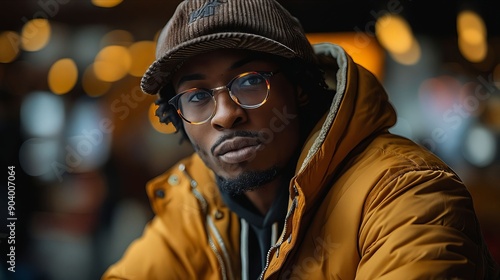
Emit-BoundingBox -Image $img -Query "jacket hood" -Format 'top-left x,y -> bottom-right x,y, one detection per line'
294,43 -> 397,210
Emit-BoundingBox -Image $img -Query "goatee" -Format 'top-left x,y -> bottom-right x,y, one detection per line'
216,167 -> 280,196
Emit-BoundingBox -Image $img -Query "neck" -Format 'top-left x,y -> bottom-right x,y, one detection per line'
244,179 -> 282,215
244,151 -> 300,215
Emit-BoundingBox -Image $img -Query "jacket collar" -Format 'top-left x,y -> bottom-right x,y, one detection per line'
292,43 -> 397,211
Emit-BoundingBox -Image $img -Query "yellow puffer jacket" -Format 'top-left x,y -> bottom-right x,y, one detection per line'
102,44 -> 499,279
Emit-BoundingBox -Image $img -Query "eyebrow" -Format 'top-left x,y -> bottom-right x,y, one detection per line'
175,54 -> 261,88
176,73 -> 205,88
228,55 -> 260,70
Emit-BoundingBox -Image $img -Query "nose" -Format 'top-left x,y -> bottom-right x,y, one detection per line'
210,87 -> 247,130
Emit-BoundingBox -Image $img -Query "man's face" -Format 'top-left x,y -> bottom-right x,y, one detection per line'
172,49 -> 301,192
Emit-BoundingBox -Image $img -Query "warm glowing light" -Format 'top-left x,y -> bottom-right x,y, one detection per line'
458,36 -> 487,63
94,45 -> 131,82
128,41 -> 156,77
0,31 -> 21,63
457,10 -> 486,42
306,32 -> 385,81
92,0 -> 123,8
389,39 -> 421,65
457,10 -> 488,63
460,28 -> 484,45
375,14 -> 413,54
21,19 -> 51,52
48,58 -> 78,95
83,64 -> 112,97
149,103 -> 177,134
101,29 -> 134,47
375,14 -> 421,65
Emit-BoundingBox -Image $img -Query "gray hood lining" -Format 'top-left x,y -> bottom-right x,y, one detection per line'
298,43 -> 348,173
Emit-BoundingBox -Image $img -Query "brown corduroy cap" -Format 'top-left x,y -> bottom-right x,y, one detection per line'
140,0 -> 317,95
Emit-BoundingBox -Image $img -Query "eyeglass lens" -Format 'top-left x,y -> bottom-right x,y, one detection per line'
176,72 -> 270,123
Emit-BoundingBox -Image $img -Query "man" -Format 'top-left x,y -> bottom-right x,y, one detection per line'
102,0 -> 499,279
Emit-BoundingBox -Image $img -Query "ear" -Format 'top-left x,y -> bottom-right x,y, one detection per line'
296,85 -> 309,107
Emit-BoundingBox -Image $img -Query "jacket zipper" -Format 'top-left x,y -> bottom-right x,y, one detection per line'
258,185 -> 299,280
179,164 -> 235,280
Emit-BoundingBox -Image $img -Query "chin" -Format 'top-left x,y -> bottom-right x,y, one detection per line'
216,167 -> 280,196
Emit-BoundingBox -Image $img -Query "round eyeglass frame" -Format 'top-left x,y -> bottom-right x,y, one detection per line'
168,70 -> 279,125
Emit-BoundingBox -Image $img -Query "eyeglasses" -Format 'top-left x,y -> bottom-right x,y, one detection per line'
168,71 -> 279,124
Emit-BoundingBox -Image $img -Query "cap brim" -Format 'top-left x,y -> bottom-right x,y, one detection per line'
140,32 -> 298,94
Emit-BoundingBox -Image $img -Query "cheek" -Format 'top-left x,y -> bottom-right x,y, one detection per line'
184,126 -> 217,166
272,112 -> 300,151
259,91 -> 301,152
184,126 -> 208,152
272,86 -> 301,148
267,85 -> 301,133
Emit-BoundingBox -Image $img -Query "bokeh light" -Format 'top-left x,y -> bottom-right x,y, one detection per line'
389,38 -> 421,65
458,35 -> 488,63
20,91 -> 65,137
82,64 -> 112,97
21,18 -> 51,52
0,31 -> 21,63
93,45 -> 131,82
101,29 -> 134,47
19,138 -> 60,177
376,14 -> 413,54
306,32 -> 385,81
148,103 -> 177,134
128,41 -> 156,77
457,10 -> 488,63
91,0 -> 123,8
48,58 -> 78,95
457,10 -> 487,43
65,98 -> 112,172
375,13 -> 421,65
463,124 -> 497,167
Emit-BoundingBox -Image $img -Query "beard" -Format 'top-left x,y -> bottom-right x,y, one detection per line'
216,166 -> 280,196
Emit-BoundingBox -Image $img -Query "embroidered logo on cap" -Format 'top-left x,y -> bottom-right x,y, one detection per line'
189,0 -> 227,23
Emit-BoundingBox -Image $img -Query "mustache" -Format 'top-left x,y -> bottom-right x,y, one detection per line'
210,131 -> 261,156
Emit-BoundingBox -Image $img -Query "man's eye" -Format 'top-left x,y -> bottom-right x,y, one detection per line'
187,90 -> 211,102
238,74 -> 265,87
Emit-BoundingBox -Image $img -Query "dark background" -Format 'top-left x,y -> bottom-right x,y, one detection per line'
2,1 -> 500,36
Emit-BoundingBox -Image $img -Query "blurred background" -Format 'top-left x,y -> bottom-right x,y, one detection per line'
0,0 -> 499,279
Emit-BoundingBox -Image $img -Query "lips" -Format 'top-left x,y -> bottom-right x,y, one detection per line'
213,136 -> 262,164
